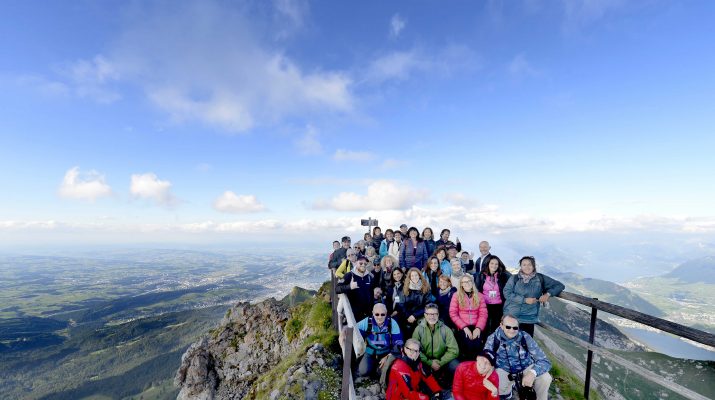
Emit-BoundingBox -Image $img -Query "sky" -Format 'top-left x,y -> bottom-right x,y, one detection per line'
1,0 -> 714,250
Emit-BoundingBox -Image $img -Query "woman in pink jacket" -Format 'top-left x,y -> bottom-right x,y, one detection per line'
449,275 -> 488,360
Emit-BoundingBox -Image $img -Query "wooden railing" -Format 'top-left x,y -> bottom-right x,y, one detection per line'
329,272 -> 715,400
539,291 -> 715,400
330,270 -> 362,400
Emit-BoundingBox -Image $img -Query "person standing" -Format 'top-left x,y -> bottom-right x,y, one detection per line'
474,241 -> 492,273
503,256 -> 564,337
475,256 -> 512,336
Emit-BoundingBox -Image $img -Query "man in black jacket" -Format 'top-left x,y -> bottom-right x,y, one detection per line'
336,255 -> 376,321
329,236 -> 351,271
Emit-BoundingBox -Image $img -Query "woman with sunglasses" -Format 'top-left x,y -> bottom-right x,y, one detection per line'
503,256 -> 564,337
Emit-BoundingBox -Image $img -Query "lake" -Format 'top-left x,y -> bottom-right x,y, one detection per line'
621,327 -> 715,361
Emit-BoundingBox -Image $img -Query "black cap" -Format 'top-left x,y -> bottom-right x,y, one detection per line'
341,236 -> 351,242
478,349 -> 496,366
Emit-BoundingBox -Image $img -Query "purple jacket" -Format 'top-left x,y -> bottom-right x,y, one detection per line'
399,239 -> 429,270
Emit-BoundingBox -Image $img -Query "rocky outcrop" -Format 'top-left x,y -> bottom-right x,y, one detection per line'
175,297 -> 300,399
175,283 -> 341,400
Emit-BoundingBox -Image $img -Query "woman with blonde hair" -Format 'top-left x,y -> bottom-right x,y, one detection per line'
397,267 -> 433,338
450,274 -> 488,360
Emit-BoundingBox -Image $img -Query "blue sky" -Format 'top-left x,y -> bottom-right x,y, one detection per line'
1,0 -> 714,248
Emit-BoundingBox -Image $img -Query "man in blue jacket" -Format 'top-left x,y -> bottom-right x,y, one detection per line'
356,303 -> 404,377
484,314 -> 553,400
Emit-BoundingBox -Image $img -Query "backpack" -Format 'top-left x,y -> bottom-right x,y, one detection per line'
378,353 -> 398,392
362,317 -> 393,354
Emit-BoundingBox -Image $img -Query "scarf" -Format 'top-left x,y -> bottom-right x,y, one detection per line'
520,270 -> 537,284
409,280 -> 422,291
439,287 -> 451,296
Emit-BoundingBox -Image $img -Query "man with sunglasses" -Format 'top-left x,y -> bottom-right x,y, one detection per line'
386,338 -> 444,400
356,303 -> 404,378
484,315 -> 552,400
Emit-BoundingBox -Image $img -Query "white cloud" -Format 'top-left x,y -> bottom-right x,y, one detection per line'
213,191 -> 267,213
508,53 -> 538,78
58,167 -> 112,201
130,173 -> 177,207
295,125 -> 323,155
312,180 -> 428,211
63,55 -> 121,103
333,149 -> 375,162
380,158 -> 409,170
443,192 -> 479,207
390,14 -> 407,38
110,2 -> 351,133
364,45 -> 479,85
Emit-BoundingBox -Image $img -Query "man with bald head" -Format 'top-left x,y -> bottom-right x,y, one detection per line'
356,303 -> 404,377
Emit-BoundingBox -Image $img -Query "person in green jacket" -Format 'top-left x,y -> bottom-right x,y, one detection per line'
412,303 -> 460,387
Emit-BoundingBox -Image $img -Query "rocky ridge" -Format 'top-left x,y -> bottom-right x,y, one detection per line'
175,283 -> 340,400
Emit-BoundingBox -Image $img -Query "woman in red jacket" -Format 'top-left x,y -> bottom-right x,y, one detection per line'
449,275 -> 488,360
453,349 -> 499,400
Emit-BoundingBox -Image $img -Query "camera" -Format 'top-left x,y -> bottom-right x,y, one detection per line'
508,371 -> 537,400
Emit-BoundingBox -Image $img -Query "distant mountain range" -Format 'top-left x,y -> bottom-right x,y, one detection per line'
664,256 -> 715,284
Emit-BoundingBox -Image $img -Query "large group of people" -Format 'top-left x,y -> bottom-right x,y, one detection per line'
329,225 -> 565,400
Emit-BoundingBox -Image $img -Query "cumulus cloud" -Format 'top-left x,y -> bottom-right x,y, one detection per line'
130,173 -> 177,207
213,191 -> 267,213
312,180 -> 428,211
295,125 -> 323,155
58,167 -> 112,201
390,14 -> 407,38
333,149 -> 375,162
109,1 -> 350,133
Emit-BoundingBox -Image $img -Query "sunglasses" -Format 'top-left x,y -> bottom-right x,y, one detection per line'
373,313 -> 386,317
503,325 -> 519,331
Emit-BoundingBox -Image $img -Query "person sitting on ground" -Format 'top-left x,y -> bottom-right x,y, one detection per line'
356,303 -> 404,378
475,255 -> 511,336
450,274 -> 488,360
484,315 -> 553,400
400,226 -> 429,270
398,267 -> 433,338
386,338 -> 443,400
335,255 -> 376,322
435,274 -> 457,330
412,303 -> 460,387
503,256 -> 564,337
423,256 -> 442,298
329,236 -> 351,271
335,248 -> 357,279
379,229 -> 395,260
452,349 -> 500,400
435,228 -> 462,252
